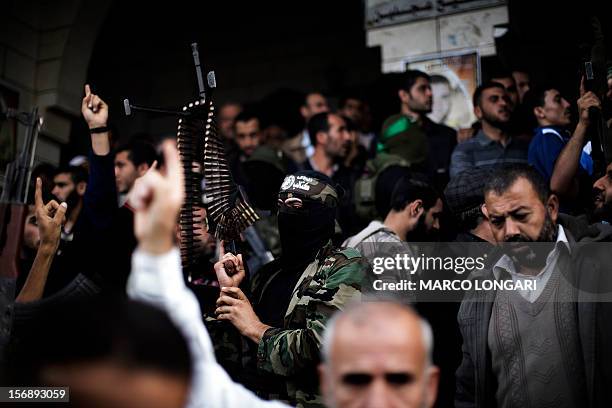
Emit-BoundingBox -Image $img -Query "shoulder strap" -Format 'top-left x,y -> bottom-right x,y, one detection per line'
344,223 -> 388,248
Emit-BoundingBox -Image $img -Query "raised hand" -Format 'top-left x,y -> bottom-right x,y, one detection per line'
15,179 -> 67,302
213,241 -> 246,288
130,140 -> 184,254
34,177 -> 66,254
81,84 -> 109,129
578,76 -> 602,125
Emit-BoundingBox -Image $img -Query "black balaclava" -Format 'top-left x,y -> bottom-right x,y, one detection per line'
278,203 -> 335,270
256,171 -> 338,327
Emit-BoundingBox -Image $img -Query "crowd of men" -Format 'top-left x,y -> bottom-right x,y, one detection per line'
2,60 -> 612,408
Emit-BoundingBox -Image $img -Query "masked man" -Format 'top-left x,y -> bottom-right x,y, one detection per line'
209,170 -> 368,407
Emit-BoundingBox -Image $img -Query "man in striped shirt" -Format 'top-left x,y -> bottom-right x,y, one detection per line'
450,82 -> 528,179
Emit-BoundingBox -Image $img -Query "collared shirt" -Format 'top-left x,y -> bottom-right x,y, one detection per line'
449,129 -> 528,179
492,225 -> 570,303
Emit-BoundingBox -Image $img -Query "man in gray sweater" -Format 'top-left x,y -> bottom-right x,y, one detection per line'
456,164 -> 612,408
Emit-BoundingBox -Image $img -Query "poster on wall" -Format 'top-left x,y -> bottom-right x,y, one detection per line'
404,50 -> 480,130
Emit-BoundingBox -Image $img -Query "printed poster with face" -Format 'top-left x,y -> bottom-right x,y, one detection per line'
405,51 -> 480,130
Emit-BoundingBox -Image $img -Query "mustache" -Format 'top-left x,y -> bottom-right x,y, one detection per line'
593,187 -> 604,199
504,234 -> 533,243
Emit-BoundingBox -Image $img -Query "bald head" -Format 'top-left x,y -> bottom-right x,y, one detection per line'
320,302 -> 439,408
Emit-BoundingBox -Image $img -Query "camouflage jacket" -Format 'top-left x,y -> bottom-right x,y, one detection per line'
255,242 -> 367,407
208,242 -> 367,408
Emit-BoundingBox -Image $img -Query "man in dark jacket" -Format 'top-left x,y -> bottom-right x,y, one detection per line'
456,164 -> 612,408
380,70 -> 456,190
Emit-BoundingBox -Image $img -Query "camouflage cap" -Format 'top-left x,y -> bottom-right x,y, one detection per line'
279,174 -> 338,208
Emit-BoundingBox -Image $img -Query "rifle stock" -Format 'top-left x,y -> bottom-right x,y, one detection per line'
0,203 -> 27,278
0,106 -> 41,279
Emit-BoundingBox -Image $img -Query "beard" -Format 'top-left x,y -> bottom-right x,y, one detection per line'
54,188 -> 81,219
593,201 -> 612,223
408,99 -> 432,114
592,188 -> 612,223
327,142 -> 350,164
502,213 -> 557,269
405,213 -> 438,242
482,109 -> 511,131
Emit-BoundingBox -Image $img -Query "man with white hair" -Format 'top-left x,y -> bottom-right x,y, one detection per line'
319,302 -> 439,408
